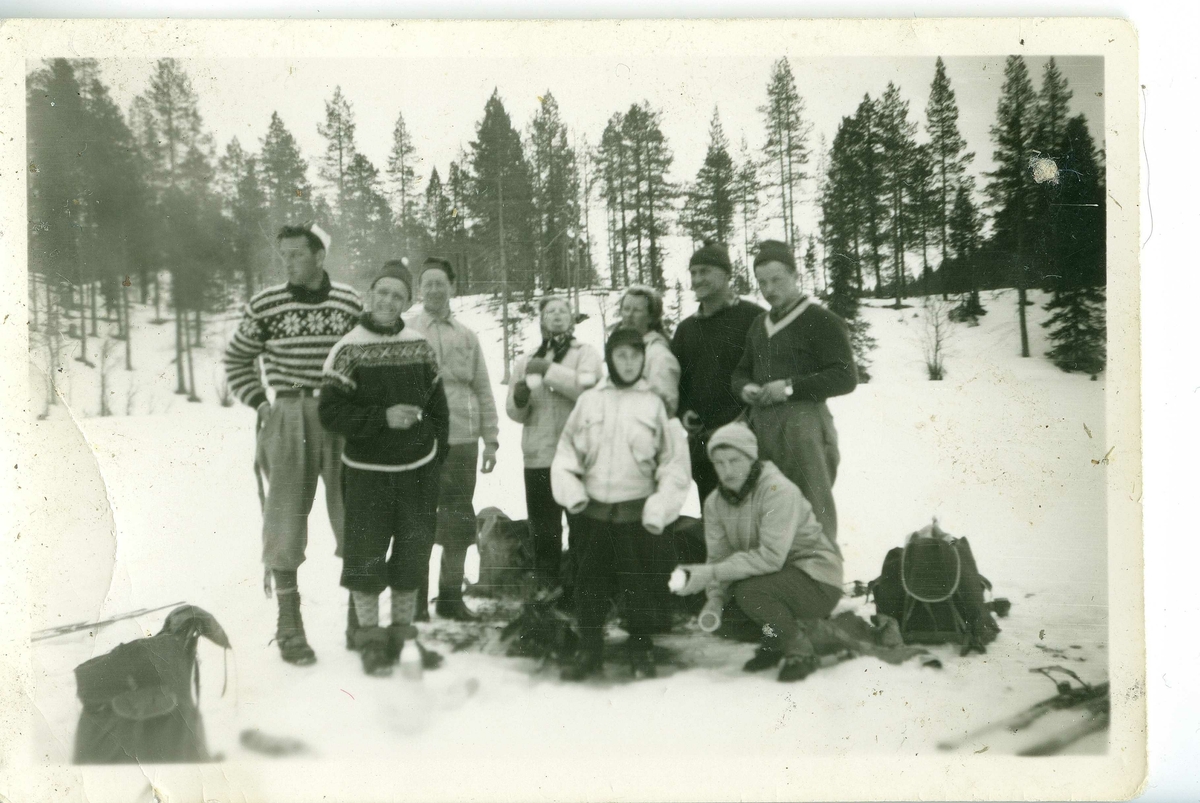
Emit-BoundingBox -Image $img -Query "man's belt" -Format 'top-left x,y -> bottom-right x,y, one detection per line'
274,387 -> 321,398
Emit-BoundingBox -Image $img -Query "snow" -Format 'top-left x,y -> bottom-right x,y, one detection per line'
24,284 -> 1108,777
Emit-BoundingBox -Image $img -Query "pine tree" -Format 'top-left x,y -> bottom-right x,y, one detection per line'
621,102 -> 674,289
925,57 -> 974,284
340,152 -> 395,281
317,86 -> 358,207
1042,115 -> 1105,376
596,112 -> 631,286
732,135 -> 762,293
260,111 -> 315,234
446,155 -> 471,290
803,236 -> 820,297
852,96 -> 888,298
877,83 -> 918,307
386,110 -> 422,252
681,108 -> 736,247
759,58 -> 811,247
1032,58 -> 1075,286
423,167 -> 454,250
528,92 -> 581,290
984,55 -> 1039,358
947,178 -> 986,321
218,137 -> 269,300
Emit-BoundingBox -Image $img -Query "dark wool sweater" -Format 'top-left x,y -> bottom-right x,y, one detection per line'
731,300 -> 858,403
318,316 -> 450,471
671,298 -> 765,432
224,273 -> 363,409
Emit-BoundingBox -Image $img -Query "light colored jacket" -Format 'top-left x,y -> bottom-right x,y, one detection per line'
702,461 -> 843,607
506,339 -> 603,469
405,306 -> 499,447
643,330 -> 681,417
551,378 -> 691,535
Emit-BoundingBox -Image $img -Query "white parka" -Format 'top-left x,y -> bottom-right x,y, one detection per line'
506,339 -> 603,470
551,377 -> 692,535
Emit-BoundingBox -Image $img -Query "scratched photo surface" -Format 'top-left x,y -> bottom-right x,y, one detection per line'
2,19 -> 1143,803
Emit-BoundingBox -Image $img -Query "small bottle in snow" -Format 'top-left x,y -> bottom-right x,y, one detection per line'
398,640 -> 423,680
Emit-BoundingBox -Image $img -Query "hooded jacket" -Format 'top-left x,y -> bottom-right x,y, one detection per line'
506,338 -> 603,469
551,377 -> 691,535
701,460 -> 843,607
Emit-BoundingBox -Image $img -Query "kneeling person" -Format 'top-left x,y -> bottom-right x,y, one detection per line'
319,261 -> 450,677
674,422 -> 843,683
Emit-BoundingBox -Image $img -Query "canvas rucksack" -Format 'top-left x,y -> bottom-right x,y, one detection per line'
869,520 -> 1001,655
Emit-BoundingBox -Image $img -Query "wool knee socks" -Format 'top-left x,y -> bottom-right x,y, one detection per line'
391,588 -> 418,628
351,590 -> 381,628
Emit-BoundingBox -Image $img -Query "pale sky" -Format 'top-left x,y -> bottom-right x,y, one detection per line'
82,54 -> 1104,280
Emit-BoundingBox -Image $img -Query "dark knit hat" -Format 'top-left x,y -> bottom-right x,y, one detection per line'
690,240 -> 733,274
372,258 -> 414,298
605,326 -> 646,387
753,239 -> 797,273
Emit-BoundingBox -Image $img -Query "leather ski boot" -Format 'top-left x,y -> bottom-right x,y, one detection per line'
353,626 -> 393,677
275,588 -> 316,666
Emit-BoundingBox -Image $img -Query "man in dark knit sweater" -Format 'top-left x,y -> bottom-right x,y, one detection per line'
671,242 -> 764,510
731,240 -> 857,546
224,223 -> 362,666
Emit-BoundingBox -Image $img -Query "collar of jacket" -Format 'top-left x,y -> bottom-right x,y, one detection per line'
716,460 -> 765,506
360,312 -> 406,336
695,293 -> 739,319
595,376 -> 652,393
287,271 -> 332,304
421,304 -> 454,324
768,294 -> 808,323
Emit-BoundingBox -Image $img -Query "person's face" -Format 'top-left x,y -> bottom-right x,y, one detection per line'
754,261 -> 801,310
541,300 -> 572,335
689,263 -> 730,304
610,344 -> 645,385
620,294 -> 652,334
369,277 -> 411,326
279,237 -> 324,287
711,447 -> 754,491
420,267 -> 454,311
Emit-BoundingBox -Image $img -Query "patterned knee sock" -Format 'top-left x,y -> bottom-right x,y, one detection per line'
391,589 -> 418,628
351,591 -> 381,628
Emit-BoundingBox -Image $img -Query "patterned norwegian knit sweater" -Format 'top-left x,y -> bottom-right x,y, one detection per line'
319,315 -> 450,471
223,273 -> 363,409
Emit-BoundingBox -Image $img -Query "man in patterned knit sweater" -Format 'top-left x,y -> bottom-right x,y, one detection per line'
731,240 -> 857,548
224,223 -> 363,665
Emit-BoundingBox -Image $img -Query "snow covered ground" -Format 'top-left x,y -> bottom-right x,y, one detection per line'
23,284 -> 1109,775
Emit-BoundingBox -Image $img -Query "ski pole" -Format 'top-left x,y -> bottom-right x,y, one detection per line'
32,600 -> 186,642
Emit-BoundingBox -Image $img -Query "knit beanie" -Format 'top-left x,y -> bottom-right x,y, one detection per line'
753,239 -> 797,273
689,240 -> 733,274
372,258 -> 414,299
605,326 -> 646,388
706,421 -> 760,462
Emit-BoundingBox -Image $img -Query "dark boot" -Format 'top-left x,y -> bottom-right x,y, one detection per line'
627,636 -> 657,679
385,623 -> 444,670
561,646 -> 603,682
275,589 -> 316,666
777,654 -> 820,683
415,579 -> 430,622
346,594 -> 360,651
353,626 -> 392,677
435,596 -> 479,622
743,644 -> 783,673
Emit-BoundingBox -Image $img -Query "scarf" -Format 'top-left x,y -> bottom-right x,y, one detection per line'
534,331 -> 574,363
360,312 -> 405,336
716,460 -> 764,506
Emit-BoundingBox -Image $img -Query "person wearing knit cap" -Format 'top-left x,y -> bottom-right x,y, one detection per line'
506,295 -> 602,592
731,239 -> 857,546
551,327 -> 692,681
672,241 -> 765,524
671,421 -> 843,683
224,223 -> 362,666
617,285 -> 681,416
319,260 -> 449,676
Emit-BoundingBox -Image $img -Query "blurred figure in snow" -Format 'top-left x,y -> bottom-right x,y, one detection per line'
506,295 -> 602,593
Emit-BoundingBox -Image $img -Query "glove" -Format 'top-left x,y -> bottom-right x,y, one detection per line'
677,563 -> 715,596
698,599 -> 724,633
526,357 -> 551,376
513,380 -> 531,408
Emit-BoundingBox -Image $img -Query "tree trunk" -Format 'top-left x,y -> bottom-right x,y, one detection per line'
174,300 -> 187,394
123,282 -> 133,371
184,312 -> 200,401
29,274 -> 40,332
154,273 -> 163,323
76,286 -> 90,366
89,281 -> 100,336
99,340 -> 110,417
499,183 -> 511,384
1017,276 -> 1030,358
193,308 -> 203,347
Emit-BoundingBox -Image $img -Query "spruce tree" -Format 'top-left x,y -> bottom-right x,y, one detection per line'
852,95 -> 888,298
528,92 -> 581,290
317,86 -> 357,207
423,167 -> 454,250
621,102 -> 674,289
984,55 -> 1038,357
386,111 -> 422,253
260,112 -> 315,233
218,137 -> 269,299
947,178 -> 986,321
803,236 -> 820,297
925,57 -> 974,283
1032,58 -> 1075,286
681,108 -> 736,247
732,135 -> 762,293
1042,115 -> 1105,376
877,83 -> 918,307
340,152 -> 395,281
596,112 -> 631,286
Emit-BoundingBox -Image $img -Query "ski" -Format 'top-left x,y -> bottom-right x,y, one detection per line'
31,601 -> 186,643
937,679 -> 1108,751
1018,695 -> 1110,756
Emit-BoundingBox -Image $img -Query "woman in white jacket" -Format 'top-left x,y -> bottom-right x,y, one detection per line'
506,296 -> 602,591
551,327 -> 691,681
618,285 -> 681,417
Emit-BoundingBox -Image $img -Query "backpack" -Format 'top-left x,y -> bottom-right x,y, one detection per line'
869,520 -> 1000,655
73,605 -> 229,764
468,506 -> 533,598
